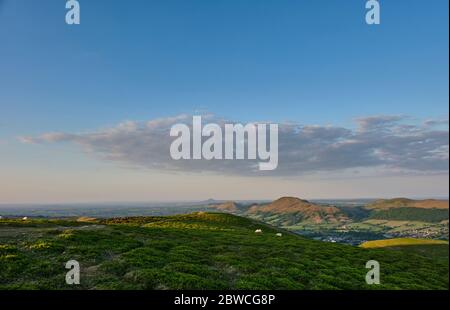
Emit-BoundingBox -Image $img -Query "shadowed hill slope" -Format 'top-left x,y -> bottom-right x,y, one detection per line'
366,198 -> 449,210
246,197 -> 349,225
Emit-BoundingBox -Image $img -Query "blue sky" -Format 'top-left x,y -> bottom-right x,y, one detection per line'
1,0 -> 448,132
0,0 -> 448,202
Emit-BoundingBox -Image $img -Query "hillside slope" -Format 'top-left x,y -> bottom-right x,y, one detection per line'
246,197 -> 349,226
366,198 -> 449,210
0,213 -> 447,290
208,201 -> 239,213
205,197 -> 449,241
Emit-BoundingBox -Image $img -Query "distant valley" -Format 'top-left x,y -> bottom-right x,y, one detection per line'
207,197 -> 449,245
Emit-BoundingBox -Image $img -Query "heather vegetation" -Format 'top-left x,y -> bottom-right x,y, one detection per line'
0,213 -> 448,290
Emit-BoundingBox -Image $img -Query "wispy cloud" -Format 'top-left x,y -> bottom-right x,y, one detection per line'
19,114 -> 449,177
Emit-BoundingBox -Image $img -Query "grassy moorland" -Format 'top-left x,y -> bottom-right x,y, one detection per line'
0,213 -> 448,290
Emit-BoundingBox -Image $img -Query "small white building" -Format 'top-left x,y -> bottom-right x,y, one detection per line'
255,229 -> 262,234
22,216 -> 28,220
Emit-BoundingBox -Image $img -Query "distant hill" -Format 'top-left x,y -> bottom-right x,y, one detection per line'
205,197 -> 448,240
198,198 -> 227,205
368,207 -> 449,223
365,198 -> 449,210
363,198 -> 449,225
208,201 -> 239,213
246,197 -> 349,225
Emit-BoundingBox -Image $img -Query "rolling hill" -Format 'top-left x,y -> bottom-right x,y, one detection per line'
365,198 -> 449,210
367,207 -> 449,222
208,201 -> 241,213
0,213 -> 448,290
244,197 -> 349,226
207,196 -> 449,242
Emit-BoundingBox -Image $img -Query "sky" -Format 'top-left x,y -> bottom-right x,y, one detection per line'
0,0 -> 448,203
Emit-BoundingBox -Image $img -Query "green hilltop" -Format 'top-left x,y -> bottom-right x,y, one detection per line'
0,212 -> 448,290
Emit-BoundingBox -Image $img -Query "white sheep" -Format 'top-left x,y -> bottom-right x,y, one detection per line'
22,216 -> 28,220
276,233 -> 282,237
255,229 -> 262,234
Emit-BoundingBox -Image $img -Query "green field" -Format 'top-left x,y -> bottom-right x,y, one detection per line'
0,213 -> 448,290
368,207 -> 449,223
360,238 -> 449,248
